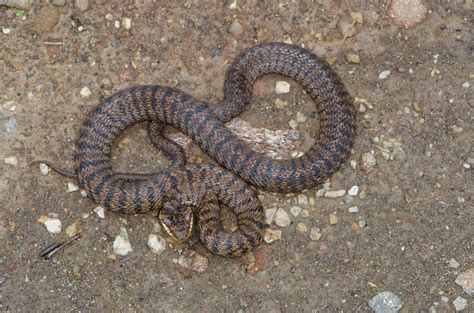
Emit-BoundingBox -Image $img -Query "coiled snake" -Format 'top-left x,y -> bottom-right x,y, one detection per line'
36,43 -> 356,256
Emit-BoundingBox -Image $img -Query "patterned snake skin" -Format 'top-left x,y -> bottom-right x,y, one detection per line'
37,43 -> 356,256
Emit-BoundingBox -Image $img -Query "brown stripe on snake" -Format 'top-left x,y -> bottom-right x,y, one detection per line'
34,43 -> 356,256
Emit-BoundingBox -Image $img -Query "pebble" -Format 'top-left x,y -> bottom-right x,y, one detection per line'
329,213 -> 338,225
0,0 -> 33,9
93,206 -> 105,219
122,17 -> 132,30
369,291 -> 403,313
0,271 -> 5,285
228,20 -> 243,38
359,220 -> 366,228
316,188 -> 326,198
441,296 -> 449,303
324,190 -> 346,198
43,218 -> 62,234
462,82 -> 470,88
147,234 -> 166,255
191,254 -> 208,273
263,228 -> 282,243
34,5 -> 60,34
2,27 -> 11,34
79,189 -> 88,197
296,112 -> 306,123
274,208 -> 291,227
105,13 -> 113,21
296,223 -> 308,233
361,151 -> 377,172
449,258 -> 460,268
297,194 -> 308,206
65,219 -> 83,237
275,81 -> 291,94
67,182 -> 79,193
301,209 -> 310,218
4,156 -> 18,166
274,99 -> 287,109
290,206 -> 302,217
455,268 -> 474,296
80,86 -> 91,97
379,70 -> 391,80
39,163 -> 49,175
309,227 -> 321,241
463,163 -> 471,169
452,296 -> 467,311
113,227 -> 132,256
100,78 -> 113,90
348,185 -> 359,196
51,0 -> 66,6
288,119 -> 298,129
346,52 -> 361,64
338,16 -> 358,38
74,0 -> 90,12
264,208 -> 277,225
348,206 -> 359,213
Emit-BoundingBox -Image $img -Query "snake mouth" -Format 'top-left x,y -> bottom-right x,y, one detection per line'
159,204 -> 194,243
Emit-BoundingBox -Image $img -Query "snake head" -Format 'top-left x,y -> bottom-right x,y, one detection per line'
159,201 -> 194,243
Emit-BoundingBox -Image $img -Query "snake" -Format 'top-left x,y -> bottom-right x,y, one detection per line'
35,43 -> 356,256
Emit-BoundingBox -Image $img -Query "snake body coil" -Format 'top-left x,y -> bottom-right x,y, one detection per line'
48,43 -> 356,256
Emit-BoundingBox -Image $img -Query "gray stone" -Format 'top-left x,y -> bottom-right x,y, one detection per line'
228,20 -> 243,38
74,0 -> 89,12
51,0 -> 66,6
0,0 -> 33,9
452,296 -> 467,311
455,268 -> 474,296
369,291 -> 403,313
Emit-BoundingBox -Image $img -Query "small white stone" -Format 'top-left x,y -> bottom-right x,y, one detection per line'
122,17 -> 132,30
67,182 -> 80,193
350,160 -> 357,169
297,194 -> 308,206
324,190 -> 346,198
2,27 -> 12,34
94,206 -> 105,219
290,206 -> 302,217
43,218 -> 62,234
316,189 -> 326,198
264,208 -> 277,225
296,112 -> 306,123
309,227 -> 321,241
449,258 -> 460,268
105,13 -> 113,21
348,185 -> 359,196
79,189 -> 88,197
4,156 -> 18,166
275,81 -> 291,94
147,234 -> 166,254
80,86 -> 91,97
289,119 -> 298,129
441,296 -> 449,303
462,81 -> 470,88
379,70 -> 391,80
348,206 -> 359,213
113,227 -> 132,256
263,228 -> 282,243
274,208 -> 291,227
301,209 -> 310,218
452,296 -> 467,311
463,163 -> 471,169
39,163 -> 49,175
274,98 -> 286,109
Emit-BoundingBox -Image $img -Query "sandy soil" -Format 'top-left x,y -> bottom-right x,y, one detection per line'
1,1 -> 472,312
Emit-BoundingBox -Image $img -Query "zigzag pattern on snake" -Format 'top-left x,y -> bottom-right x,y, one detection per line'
36,43 -> 356,256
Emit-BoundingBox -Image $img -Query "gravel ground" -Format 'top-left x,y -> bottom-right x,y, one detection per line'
1,1 -> 472,312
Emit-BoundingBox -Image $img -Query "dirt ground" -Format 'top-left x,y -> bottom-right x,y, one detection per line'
1,1 -> 472,312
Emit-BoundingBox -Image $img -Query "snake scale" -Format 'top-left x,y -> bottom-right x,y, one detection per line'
37,43 -> 356,256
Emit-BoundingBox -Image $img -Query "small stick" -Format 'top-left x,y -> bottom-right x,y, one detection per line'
39,234 -> 82,259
